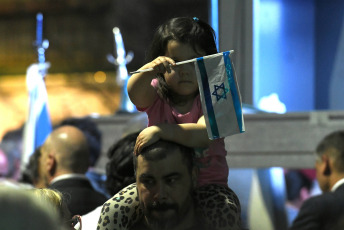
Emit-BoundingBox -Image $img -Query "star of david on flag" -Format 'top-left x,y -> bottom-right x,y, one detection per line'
212,82 -> 229,101
195,51 -> 245,139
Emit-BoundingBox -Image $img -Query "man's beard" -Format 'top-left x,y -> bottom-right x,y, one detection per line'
141,190 -> 194,230
143,202 -> 180,230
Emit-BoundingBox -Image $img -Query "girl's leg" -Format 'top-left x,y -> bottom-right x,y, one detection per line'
97,183 -> 143,230
195,184 -> 242,230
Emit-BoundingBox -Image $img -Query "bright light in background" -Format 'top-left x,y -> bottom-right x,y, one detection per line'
259,1 -> 281,33
210,0 -> 219,49
258,93 -> 286,113
270,167 -> 285,192
125,101 -> 136,112
94,71 -> 106,83
254,0 -> 284,110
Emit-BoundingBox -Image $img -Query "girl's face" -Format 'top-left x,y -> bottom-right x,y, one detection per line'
164,40 -> 206,97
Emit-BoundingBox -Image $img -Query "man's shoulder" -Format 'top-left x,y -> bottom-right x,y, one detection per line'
305,188 -> 344,206
291,190 -> 344,230
49,176 -> 107,199
300,193 -> 333,211
296,190 -> 344,219
50,175 -> 90,186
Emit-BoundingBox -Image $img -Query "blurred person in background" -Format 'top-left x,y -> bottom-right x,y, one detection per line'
0,128 -> 23,180
284,169 -> 314,225
56,116 -> 107,196
31,188 -> 79,229
20,146 -> 45,188
82,131 -> 139,230
0,187 -> 62,230
0,148 -> 8,177
39,125 -> 107,216
290,130 -> 344,230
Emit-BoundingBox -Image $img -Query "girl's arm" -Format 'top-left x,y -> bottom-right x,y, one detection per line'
127,56 -> 175,108
134,116 -> 211,154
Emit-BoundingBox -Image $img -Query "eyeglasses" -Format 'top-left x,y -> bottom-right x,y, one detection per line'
66,215 -> 82,230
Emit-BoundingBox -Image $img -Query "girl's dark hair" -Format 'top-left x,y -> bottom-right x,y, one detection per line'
146,17 -> 218,103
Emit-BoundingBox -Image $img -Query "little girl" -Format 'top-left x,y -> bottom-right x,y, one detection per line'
98,17 -> 241,230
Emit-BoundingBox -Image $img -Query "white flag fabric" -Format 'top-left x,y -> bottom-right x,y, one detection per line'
195,51 -> 245,139
21,63 -> 52,170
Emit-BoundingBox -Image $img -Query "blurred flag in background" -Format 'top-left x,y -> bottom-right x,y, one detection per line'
21,63 -> 52,171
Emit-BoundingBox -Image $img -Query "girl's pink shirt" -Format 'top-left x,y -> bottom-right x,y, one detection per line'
137,79 -> 229,187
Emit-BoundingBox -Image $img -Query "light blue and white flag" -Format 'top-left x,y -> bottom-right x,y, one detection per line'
21,63 -> 52,170
195,50 -> 245,139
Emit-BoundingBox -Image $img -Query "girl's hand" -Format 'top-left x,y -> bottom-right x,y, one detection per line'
134,126 -> 162,155
127,56 -> 175,109
150,56 -> 175,75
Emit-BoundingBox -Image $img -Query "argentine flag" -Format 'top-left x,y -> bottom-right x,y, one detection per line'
195,51 -> 245,139
21,63 -> 52,170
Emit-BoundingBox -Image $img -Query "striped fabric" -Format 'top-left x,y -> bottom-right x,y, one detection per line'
195,51 -> 245,139
22,63 -> 52,170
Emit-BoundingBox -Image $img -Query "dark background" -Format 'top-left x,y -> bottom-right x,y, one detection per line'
0,0 -> 209,75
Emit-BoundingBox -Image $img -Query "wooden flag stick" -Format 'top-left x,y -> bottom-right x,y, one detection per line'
129,50 -> 234,75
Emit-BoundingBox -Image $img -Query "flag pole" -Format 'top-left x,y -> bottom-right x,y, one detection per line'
107,27 -> 136,113
21,12 -> 52,172
129,50 -> 234,75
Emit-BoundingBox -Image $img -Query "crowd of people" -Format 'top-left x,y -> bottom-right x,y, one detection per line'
1,16 -> 344,230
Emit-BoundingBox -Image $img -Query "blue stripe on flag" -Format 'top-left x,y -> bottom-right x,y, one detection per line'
223,51 -> 244,132
197,57 -> 220,138
35,104 -> 52,148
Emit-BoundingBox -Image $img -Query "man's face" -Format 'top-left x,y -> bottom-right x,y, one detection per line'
136,149 -> 196,230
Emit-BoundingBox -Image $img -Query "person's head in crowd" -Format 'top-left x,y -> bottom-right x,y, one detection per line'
285,170 -> 312,208
0,128 -> 23,180
32,188 -> 72,226
290,130 -> 344,230
146,17 -> 217,103
147,16 -> 217,61
315,130 -> 344,192
0,187 -> 61,230
133,140 -> 198,230
20,146 -> 46,187
57,116 -> 101,167
105,131 -> 139,196
0,148 -> 8,177
40,125 -> 90,185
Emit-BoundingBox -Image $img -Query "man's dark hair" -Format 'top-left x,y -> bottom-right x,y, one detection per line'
105,132 -> 139,196
316,130 -> 344,172
133,140 -> 195,174
20,146 -> 42,185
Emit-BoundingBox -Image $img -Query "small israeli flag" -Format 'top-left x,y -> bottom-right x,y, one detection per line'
22,63 -> 52,170
195,51 -> 245,139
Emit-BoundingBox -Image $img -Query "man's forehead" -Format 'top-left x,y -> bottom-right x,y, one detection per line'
136,150 -> 188,176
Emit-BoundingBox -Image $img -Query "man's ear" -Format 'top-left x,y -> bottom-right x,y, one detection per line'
322,155 -> 332,176
46,153 -> 57,176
